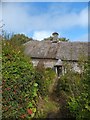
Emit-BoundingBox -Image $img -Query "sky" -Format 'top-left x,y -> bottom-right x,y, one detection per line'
0,1 -> 88,41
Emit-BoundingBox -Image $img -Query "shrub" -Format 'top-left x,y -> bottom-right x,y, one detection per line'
2,40 -> 38,119
67,61 -> 90,120
35,63 -> 56,97
54,61 -> 87,119
55,71 -> 82,98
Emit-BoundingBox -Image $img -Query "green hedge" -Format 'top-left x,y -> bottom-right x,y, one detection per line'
2,40 -> 38,119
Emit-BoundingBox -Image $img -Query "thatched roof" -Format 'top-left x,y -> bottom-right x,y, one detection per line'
24,40 -> 88,61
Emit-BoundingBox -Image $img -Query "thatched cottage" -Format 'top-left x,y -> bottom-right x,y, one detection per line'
24,33 -> 88,77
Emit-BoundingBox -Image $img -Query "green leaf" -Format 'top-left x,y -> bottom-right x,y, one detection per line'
85,104 -> 90,111
32,108 -> 36,113
28,102 -> 33,108
33,83 -> 38,87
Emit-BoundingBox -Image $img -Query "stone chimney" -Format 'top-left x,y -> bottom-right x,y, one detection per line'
52,32 -> 59,41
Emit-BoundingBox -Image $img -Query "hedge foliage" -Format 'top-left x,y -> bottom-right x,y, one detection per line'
68,62 -> 90,120
2,40 -> 38,119
55,61 -> 90,119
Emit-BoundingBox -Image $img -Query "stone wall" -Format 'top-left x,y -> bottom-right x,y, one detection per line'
32,59 -> 57,68
32,58 -> 82,74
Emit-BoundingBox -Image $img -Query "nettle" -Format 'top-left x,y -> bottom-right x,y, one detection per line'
2,40 -> 38,119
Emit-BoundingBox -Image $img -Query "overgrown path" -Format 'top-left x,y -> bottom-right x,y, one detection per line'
37,77 -> 61,118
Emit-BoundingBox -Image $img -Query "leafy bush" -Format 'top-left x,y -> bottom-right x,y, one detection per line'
68,61 -> 90,120
2,40 -> 38,119
44,36 -> 69,42
55,71 -> 82,97
55,61 -> 90,120
10,34 -> 33,45
35,62 -> 56,97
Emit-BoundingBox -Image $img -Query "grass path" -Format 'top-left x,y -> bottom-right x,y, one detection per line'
36,77 -> 61,118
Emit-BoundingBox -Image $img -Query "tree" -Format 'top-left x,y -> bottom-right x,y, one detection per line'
10,34 -> 33,45
44,36 -> 69,42
58,37 -> 69,42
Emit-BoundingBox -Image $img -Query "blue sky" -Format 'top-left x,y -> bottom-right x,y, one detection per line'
1,2 -> 88,41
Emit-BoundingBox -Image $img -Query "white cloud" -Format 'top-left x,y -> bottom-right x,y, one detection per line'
49,7 -> 88,29
79,7 -> 88,27
2,3 -> 31,33
2,2 -> 88,41
33,30 -> 53,40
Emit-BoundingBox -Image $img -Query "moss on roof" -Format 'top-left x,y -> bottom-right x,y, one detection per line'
24,41 -> 88,61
